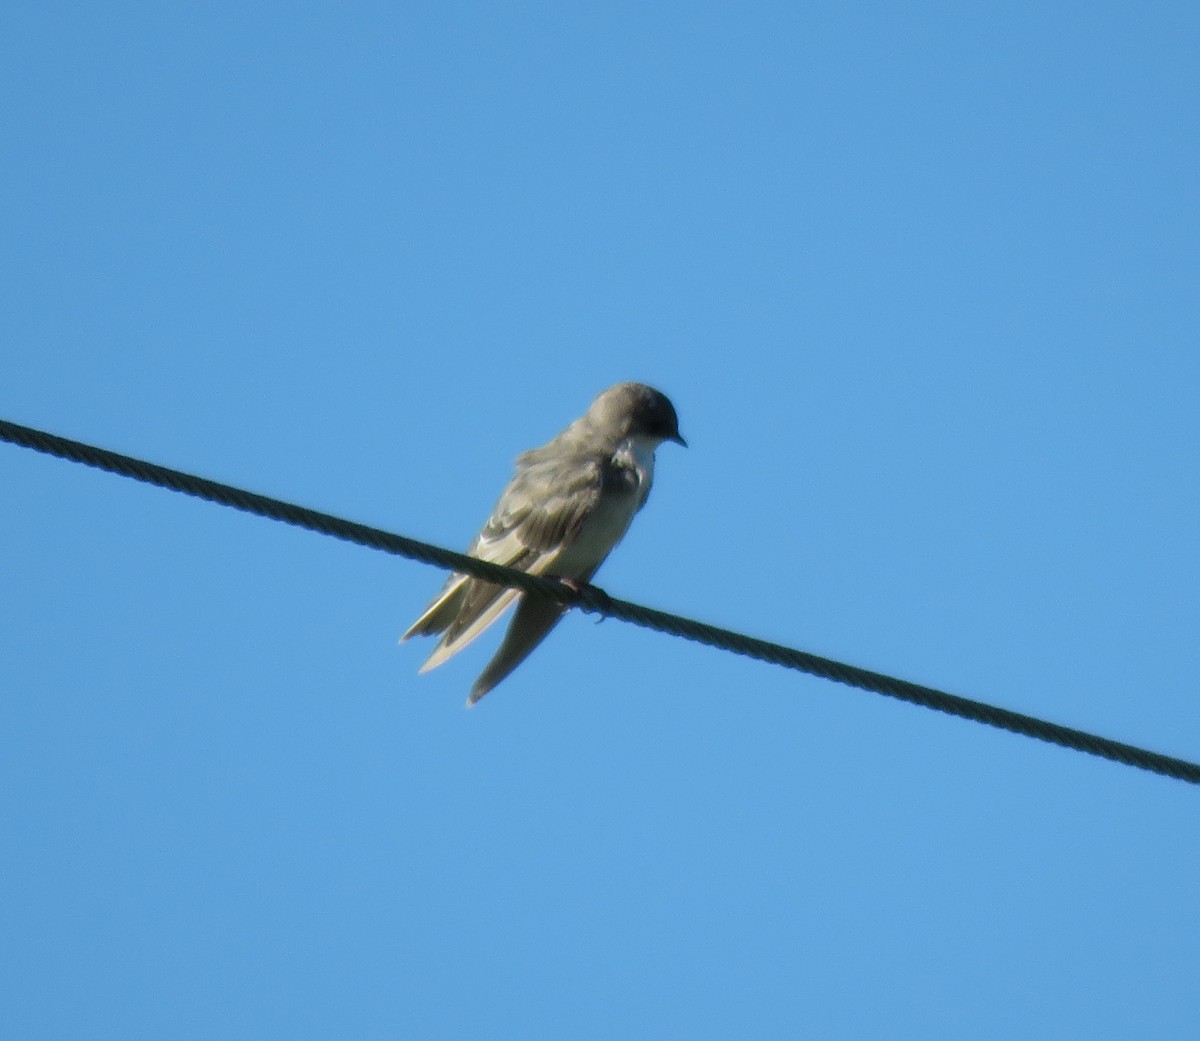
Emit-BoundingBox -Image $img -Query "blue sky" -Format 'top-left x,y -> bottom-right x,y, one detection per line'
2,2 -> 1198,1037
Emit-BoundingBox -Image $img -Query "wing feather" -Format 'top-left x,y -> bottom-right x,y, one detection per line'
401,447 -> 606,672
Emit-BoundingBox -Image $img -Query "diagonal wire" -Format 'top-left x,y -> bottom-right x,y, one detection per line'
2,415 -> 1198,786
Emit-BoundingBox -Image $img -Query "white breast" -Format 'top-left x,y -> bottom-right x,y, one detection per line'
554,435 -> 660,578
614,433 -> 658,499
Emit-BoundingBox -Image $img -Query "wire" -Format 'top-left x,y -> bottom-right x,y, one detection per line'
3,415 -> 1197,786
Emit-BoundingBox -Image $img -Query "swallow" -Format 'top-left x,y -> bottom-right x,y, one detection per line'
401,382 -> 685,704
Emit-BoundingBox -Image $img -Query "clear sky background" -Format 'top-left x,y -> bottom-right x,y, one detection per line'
2,3 -> 1198,1038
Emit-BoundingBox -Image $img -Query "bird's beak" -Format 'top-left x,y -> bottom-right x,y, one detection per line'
671,432 -> 688,448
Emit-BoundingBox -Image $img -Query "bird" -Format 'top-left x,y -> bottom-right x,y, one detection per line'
401,382 -> 685,705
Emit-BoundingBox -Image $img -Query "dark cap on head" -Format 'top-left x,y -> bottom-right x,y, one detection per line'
589,382 -> 686,447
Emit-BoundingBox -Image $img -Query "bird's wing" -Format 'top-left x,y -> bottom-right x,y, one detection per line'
401,449 -> 606,671
466,589 -> 567,705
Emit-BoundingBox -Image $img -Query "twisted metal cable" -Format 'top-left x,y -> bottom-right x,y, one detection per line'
3,416 -> 1197,786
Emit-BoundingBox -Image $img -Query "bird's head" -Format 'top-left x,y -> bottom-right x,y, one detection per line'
589,382 -> 686,448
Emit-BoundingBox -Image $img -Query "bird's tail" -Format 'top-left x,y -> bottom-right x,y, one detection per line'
400,575 -> 470,642
467,593 -> 567,706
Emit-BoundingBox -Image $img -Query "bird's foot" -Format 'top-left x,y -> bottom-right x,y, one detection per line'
557,578 -> 612,617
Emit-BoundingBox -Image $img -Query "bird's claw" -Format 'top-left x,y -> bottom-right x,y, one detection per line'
557,578 -> 612,616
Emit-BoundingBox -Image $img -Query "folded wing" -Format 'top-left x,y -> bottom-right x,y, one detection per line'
400,448 -> 605,674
